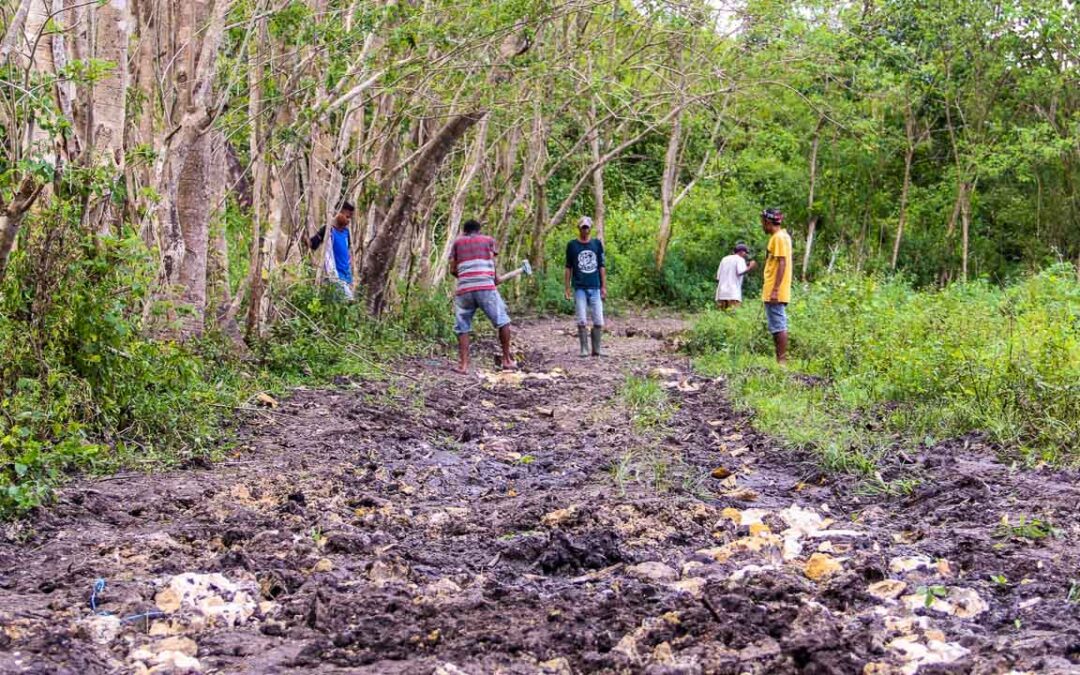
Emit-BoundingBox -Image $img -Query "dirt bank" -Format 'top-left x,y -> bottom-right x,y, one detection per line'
1,315 -> 1077,674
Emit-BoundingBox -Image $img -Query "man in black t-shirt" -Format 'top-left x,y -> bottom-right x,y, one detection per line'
563,216 -> 607,357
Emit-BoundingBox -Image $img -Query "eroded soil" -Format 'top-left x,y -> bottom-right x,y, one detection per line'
1,315 -> 1078,674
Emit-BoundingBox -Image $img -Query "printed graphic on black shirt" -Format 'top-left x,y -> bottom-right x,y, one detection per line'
566,239 -> 604,289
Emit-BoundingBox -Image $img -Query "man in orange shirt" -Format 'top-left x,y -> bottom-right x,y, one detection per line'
760,208 -> 792,364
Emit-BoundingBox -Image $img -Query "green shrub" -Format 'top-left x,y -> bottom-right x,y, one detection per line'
690,265 -> 1080,472
0,228 -> 444,517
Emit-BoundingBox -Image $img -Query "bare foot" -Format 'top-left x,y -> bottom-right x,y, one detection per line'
453,364 -> 470,375
500,361 -> 516,371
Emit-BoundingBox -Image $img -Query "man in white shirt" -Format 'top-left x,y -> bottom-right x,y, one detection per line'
715,242 -> 757,309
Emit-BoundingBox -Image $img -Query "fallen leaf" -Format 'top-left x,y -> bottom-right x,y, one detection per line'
480,400 -> 496,409
541,505 -> 579,527
710,466 -> 733,480
255,393 -> 278,408
804,552 -> 843,581
723,488 -> 758,502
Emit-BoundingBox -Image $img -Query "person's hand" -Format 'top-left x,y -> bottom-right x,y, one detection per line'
564,288 -> 572,301
601,286 -> 607,300
769,289 -> 779,303
748,260 -> 758,270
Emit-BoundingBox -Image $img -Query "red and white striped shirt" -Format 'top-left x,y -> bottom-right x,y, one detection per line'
450,234 -> 498,295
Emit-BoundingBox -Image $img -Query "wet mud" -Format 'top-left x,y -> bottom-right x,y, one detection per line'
1,315 -> 1078,674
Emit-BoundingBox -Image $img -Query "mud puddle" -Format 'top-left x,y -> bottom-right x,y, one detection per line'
0,315 -> 1077,674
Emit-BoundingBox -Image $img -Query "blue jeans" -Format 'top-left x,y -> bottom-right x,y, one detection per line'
574,288 -> 604,327
765,302 -> 788,334
454,290 -> 511,334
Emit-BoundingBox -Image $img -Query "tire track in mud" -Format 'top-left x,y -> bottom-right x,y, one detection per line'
0,315 -> 1077,674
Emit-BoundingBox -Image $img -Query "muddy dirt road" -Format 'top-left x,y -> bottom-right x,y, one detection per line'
1,315 -> 1078,674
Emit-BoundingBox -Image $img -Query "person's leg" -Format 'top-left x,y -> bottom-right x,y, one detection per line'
453,295 -> 476,373
574,289 -> 589,357
498,325 -> 513,369
774,330 -> 788,364
480,290 -> 515,370
765,303 -> 789,365
589,289 -> 605,356
457,334 -> 471,373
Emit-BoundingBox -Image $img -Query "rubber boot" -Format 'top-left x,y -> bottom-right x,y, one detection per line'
590,326 -> 604,357
577,326 -> 590,357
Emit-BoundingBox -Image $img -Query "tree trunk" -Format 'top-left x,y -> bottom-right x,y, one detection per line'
802,217 -> 818,281
245,19 -> 267,340
655,106 -> 682,270
960,181 -> 972,282
430,114 -> 489,285
175,131 -> 213,336
891,111 -> 916,270
0,177 -> 46,282
531,178 -> 548,273
588,97 -> 605,244
801,116 -> 825,280
360,110 -> 485,315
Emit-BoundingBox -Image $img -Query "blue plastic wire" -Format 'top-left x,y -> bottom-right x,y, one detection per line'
88,578 -> 168,624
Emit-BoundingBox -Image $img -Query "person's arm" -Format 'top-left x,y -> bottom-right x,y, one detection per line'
740,260 -> 758,276
564,242 -> 574,300
770,257 -> 785,303
598,240 -> 607,299
449,242 -> 458,278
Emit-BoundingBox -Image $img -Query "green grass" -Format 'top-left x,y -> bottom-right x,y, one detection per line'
619,374 -> 677,430
688,265 -> 1080,476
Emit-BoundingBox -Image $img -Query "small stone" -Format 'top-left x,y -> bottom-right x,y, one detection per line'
154,588 -> 181,613
613,633 -> 640,661
710,466 -> 733,480
255,393 -> 278,408
868,579 -> 907,601
78,615 -> 122,645
949,587 -> 989,618
652,641 -> 674,664
155,637 -> 198,657
312,558 -> 333,573
667,578 -> 706,598
538,657 -> 572,674
888,555 -> 933,575
626,561 -> 678,583
804,552 -> 843,581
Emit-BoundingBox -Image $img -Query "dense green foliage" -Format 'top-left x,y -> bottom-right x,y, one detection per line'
0,228 -> 448,516
689,266 -> 1080,479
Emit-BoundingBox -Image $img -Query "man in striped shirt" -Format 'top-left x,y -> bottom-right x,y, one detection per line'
449,219 -> 513,373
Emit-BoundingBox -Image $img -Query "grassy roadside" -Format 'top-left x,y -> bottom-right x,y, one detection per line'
687,266 -> 1080,483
